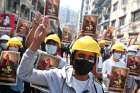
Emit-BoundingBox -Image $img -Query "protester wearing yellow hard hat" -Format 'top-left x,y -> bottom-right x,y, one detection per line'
71,36 -> 100,56
102,42 -> 126,93
44,34 -> 61,48
7,37 -> 23,49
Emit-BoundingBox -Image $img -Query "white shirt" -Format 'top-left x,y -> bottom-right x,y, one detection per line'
72,76 -> 89,93
102,58 -> 126,79
102,57 -> 127,93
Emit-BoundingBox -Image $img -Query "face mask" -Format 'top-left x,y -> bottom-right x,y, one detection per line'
45,44 -> 57,55
113,53 -> 122,59
73,58 -> 93,75
9,47 -> 19,51
0,43 -> 7,49
101,48 -> 104,53
128,51 -> 137,55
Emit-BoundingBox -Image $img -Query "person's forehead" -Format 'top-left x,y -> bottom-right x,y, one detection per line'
114,50 -> 124,53
9,44 -> 19,48
47,40 -> 56,44
75,50 -> 95,55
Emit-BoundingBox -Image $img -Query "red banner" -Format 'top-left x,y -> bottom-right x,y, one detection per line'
0,14 -> 15,33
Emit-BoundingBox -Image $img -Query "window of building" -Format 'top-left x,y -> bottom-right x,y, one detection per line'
92,1 -> 95,6
91,9 -> 95,14
122,0 -> 127,5
119,16 -> 126,26
113,2 -> 118,11
131,9 -> 140,22
86,0 -> 89,4
111,20 -> 116,27
86,6 -> 88,11
98,18 -> 102,24
104,15 -> 109,20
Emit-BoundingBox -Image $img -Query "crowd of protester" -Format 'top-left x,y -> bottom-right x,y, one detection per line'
0,11 -> 139,93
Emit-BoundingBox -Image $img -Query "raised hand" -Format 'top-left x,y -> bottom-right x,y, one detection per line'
29,16 -> 50,52
26,11 -> 43,48
32,12 -> 43,29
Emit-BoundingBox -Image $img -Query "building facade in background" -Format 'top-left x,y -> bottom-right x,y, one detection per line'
80,0 -> 111,37
81,0 -> 140,40
110,0 -> 140,38
0,0 -> 44,25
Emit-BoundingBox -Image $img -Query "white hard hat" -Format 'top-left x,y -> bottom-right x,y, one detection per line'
0,34 -> 10,41
127,45 -> 138,52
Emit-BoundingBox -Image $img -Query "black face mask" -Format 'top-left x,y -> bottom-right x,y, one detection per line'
101,48 -> 104,53
73,58 -> 94,75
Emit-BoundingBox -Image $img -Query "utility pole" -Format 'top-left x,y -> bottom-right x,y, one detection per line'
4,0 -> 6,13
79,0 -> 85,24
43,0 -> 46,15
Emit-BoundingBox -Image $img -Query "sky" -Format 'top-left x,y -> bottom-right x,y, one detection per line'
60,0 -> 82,12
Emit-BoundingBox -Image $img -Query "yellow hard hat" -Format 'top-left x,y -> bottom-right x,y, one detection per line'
132,45 -> 140,50
111,43 -> 125,52
44,34 -> 61,47
7,37 -> 23,48
71,36 -> 101,56
137,45 -> 140,49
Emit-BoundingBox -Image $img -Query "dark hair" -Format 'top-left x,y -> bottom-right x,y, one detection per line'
47,32 -> 55,36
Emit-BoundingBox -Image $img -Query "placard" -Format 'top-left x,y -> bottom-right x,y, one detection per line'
16,19 -> 29,37
45,0 -> 60,18
82,15 -> 97,34
0,51 -> 20,85
108,66 -> 129,92
0,14 -> 15,33
31,52 -> 59,91
127,55 -> 140,76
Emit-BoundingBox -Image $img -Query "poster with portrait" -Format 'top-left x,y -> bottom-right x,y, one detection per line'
45,0 -> 60,18
0,51 -> 20,85
48,19 -> 59,34
108,66 -> 129,92
62,26 -> 72,43
127,55 -> 140,76
31,52 -> 59,91
0,14 -> 15,34
16,19 -> 29,37
82,15 -> 97,34
103,26 -> 115,41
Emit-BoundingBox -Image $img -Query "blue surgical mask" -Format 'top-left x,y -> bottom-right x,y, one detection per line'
113,53 -> 122,59
0,43 -> 7,49
9,47 -> 19,51
45,44 -> 57,55
128,51 -> 137,55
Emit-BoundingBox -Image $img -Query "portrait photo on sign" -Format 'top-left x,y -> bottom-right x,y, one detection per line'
16,19 -> 29,37
127,55 -> 140,76
0,14 -> 15,33
36,52 -> 59,70
45,0 -> 60,18
82,15 -> 97,34
49,19 -> 58,34
108,66 -> 129,92
0,51 -> 20,85
31,52 -> 59,90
